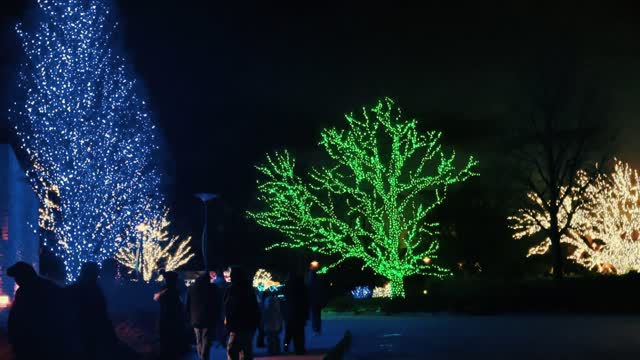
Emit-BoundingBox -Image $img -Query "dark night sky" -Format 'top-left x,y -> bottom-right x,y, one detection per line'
3,1 -> 640,274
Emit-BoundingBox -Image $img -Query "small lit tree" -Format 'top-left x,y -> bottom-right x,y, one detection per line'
249,98 -> 478,297
115,209 -> 194,282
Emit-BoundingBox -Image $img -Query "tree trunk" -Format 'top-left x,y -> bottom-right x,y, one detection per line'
551,232 -> 564,280
388,275 -> 405,298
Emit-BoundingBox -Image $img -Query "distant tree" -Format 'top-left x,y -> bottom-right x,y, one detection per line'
512,160 -> 640,274
248,98 -> 478,297
508,58 -> 608,279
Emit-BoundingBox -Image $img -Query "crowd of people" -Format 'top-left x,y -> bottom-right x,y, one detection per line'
5,261 -> 328,360
158,266 -> 328,360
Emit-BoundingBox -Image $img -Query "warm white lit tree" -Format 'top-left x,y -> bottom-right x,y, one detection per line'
511,160 -> 640,274
509,180 -> 585,258
568,160 -> 640,273
116,209 -> 194,282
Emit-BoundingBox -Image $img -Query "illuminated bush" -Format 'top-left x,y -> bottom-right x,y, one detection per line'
351,286 -> 372,299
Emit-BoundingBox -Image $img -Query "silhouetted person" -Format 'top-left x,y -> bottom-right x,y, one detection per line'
283,274 -> 309,355
186,272 -> 221,360
6,261 -> 70,359
307,269 -> 328,335
211,269 -> 228,347
99,258 -> 120,312
224,266 -> 260,360
262,291 -> 283,355
155,270 -> 187,360
255,288 -> 266,348
45,255 -> 67,286
68,262 -> 118,359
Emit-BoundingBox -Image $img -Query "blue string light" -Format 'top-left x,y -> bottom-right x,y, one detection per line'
10,0 -> 163,282
351,286 -> 372,299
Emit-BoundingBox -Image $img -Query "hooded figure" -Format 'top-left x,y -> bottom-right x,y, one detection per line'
7,262 -> 71,359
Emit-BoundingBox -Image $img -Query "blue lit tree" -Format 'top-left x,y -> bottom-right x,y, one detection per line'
10,0 -> 163,281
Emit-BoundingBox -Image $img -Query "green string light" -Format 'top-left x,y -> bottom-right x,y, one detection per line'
248,98 -> 479,298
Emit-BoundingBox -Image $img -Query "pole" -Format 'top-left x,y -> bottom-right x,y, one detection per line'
135,232 -> 143,281
195,193 -> 218,272
202,202 -> 209,271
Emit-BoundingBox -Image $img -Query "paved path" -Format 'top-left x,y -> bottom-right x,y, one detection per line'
182,326 -> 335,359
185,313 -> 640,359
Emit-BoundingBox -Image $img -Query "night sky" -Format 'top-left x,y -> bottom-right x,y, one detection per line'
2,1 -> 640,278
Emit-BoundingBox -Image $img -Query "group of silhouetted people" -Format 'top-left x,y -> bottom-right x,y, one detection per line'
5,261 -> 328,360
155,266 -> 327,360
256,268 -> 328,356
6,261 -> 133,360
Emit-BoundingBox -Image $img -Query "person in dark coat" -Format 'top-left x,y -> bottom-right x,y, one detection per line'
283,273 -> 309,355
68,262 -> 119,359
224,266 -> 260,360
211,269 -> 228,347
6,261 -> 71,359
262,290 -> 283,355
255,288 -> 267,348
186,272 -> 221,360
155,270 -> 188,360
306,269 -> 329,335
99,259 -> 120,307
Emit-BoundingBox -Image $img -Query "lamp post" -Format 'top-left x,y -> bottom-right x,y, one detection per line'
195,193 -> 218,271
134,223 -> 151,281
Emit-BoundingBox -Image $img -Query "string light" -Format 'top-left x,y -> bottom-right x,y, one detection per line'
351,286 -> 372,299
115,209 -> 194,282
252,268 -> 282,291
510,160 -> 640,274
372,283 -> 391,298
11,0 -> 164,281
248,98 -> 478,297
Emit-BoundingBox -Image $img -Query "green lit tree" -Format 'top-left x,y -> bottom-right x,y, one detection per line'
249,98 -> 478,297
